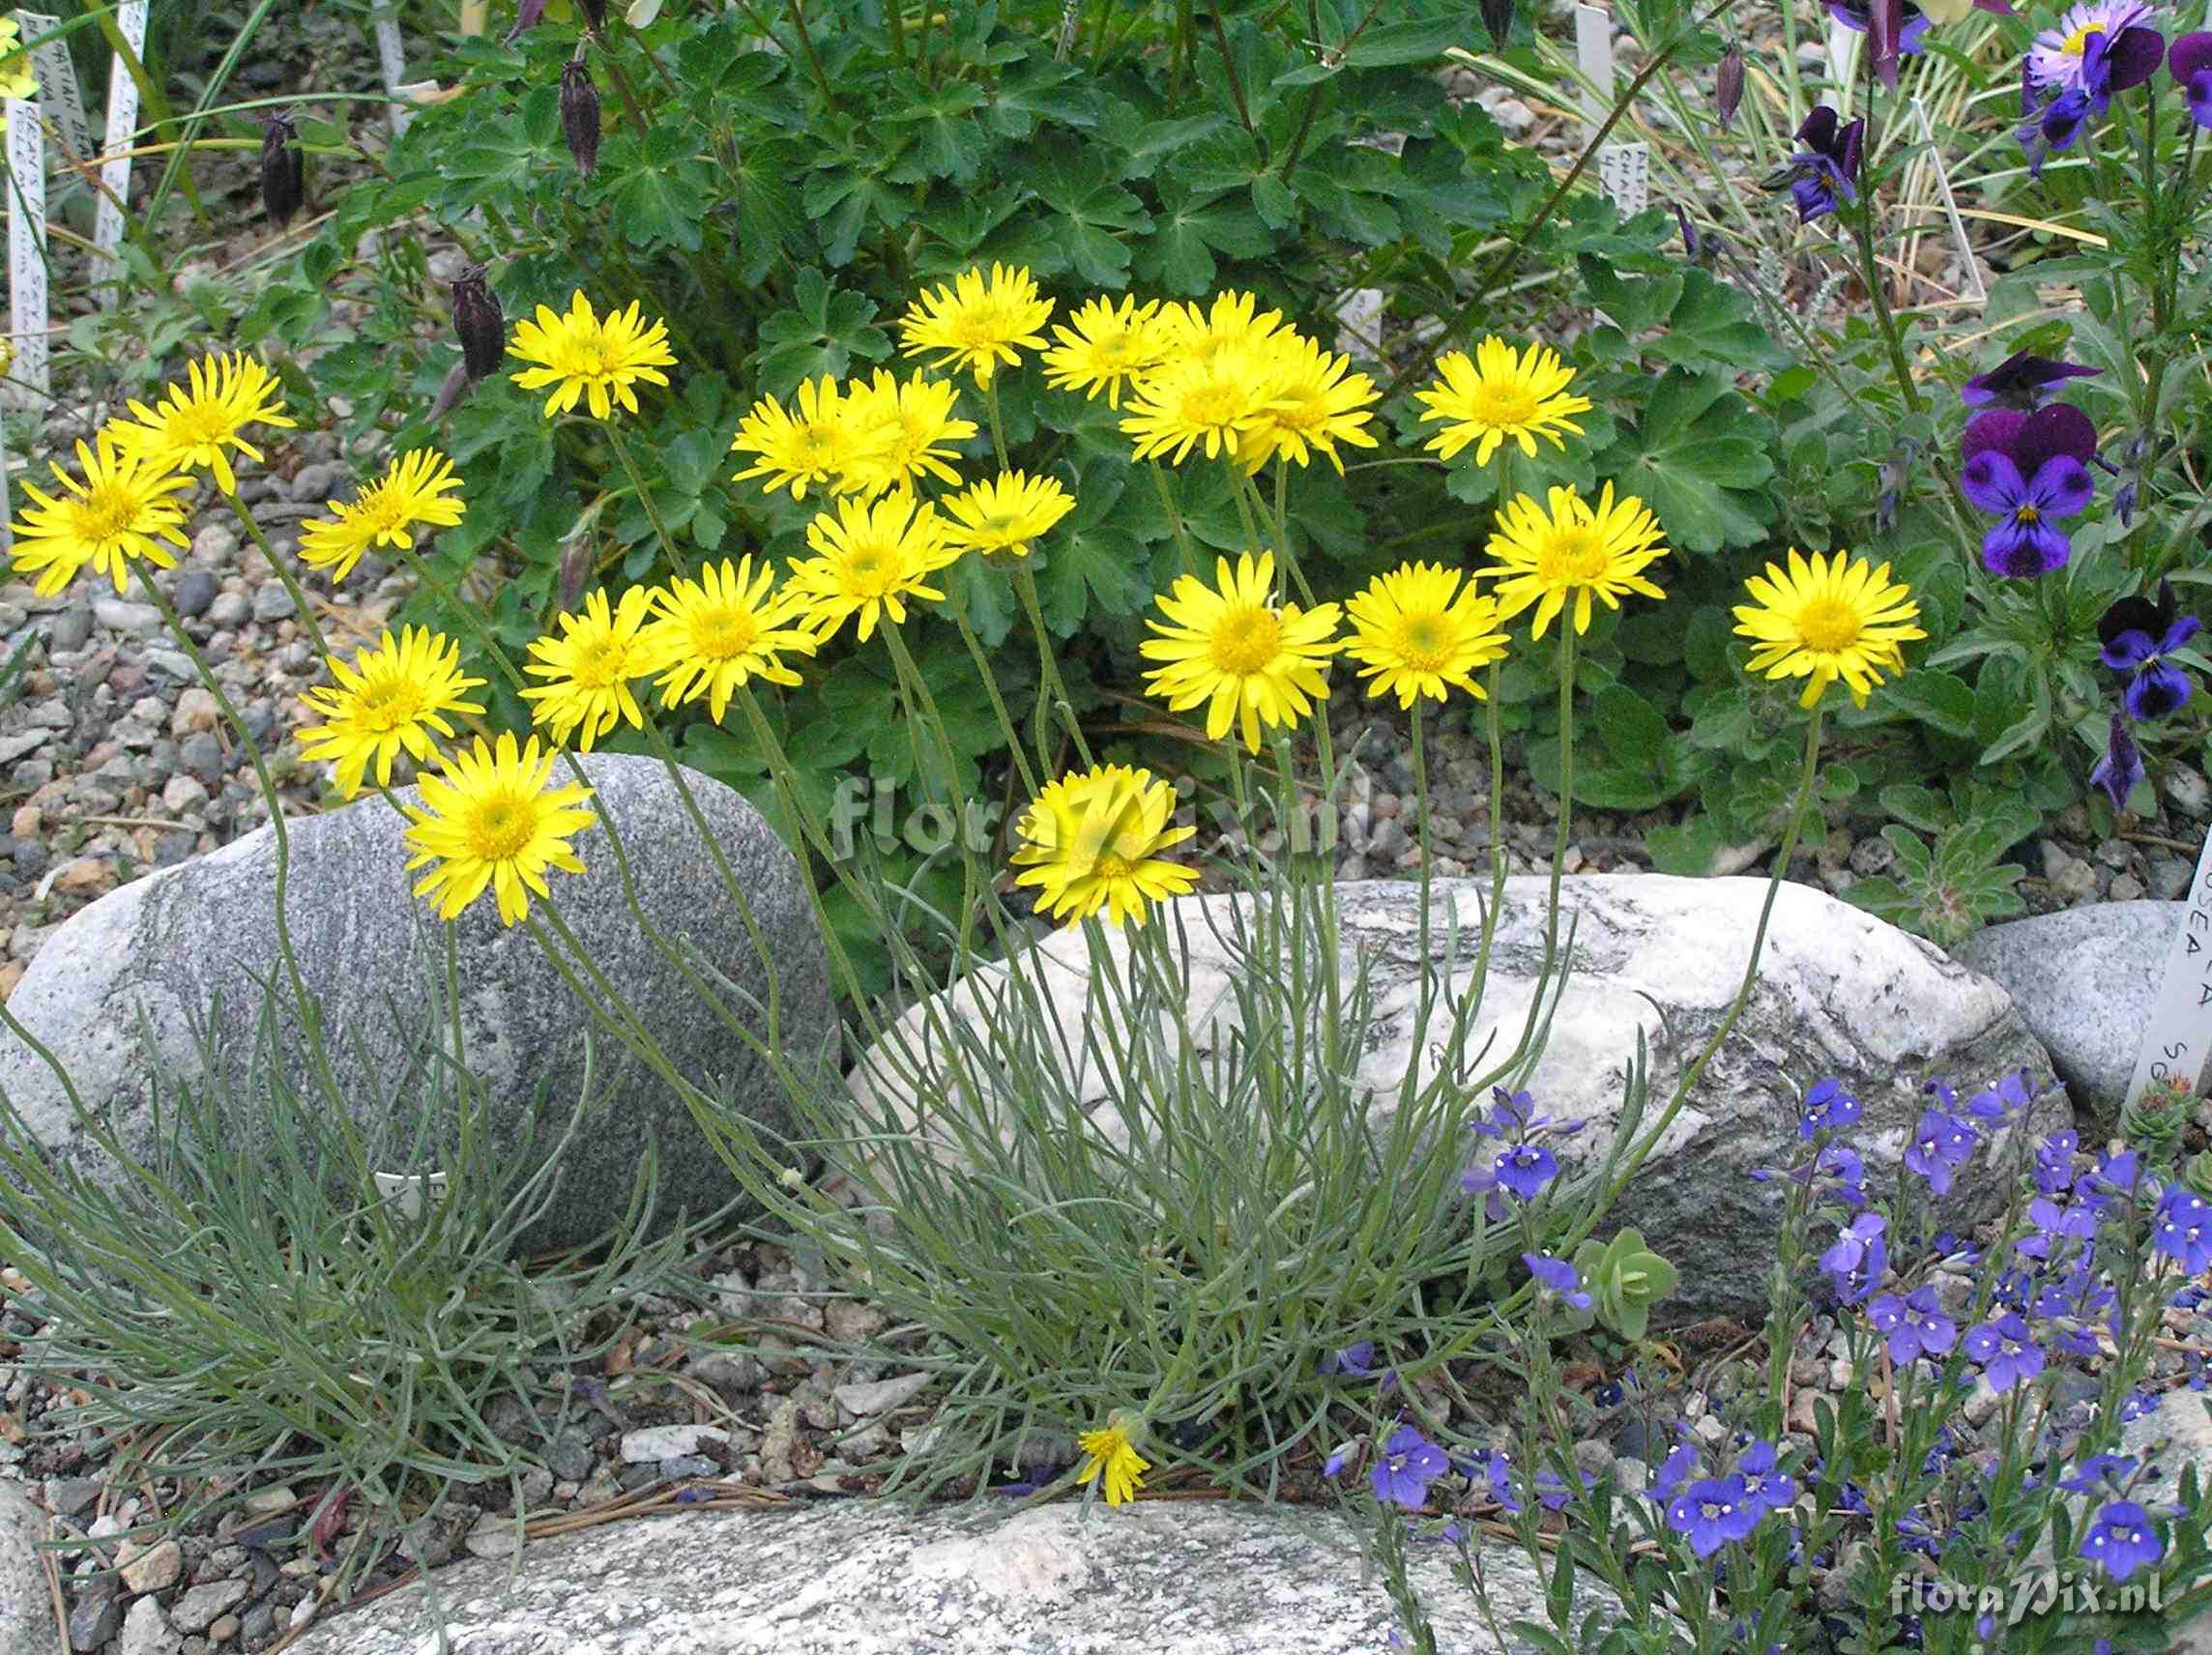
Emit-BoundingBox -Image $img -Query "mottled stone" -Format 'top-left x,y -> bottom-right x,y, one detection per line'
279,1496 -> 1624,1655
0,755 -> 835,1256
848,876 -> 2064,1319
0,1483 -> 59,1655
1953,902 -> 2176,1118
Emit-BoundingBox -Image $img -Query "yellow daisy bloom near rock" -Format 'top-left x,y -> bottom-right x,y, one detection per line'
897,263 -> 1054,388
298,625 -> 488,799
402,733 -> 597,927
786,494 -> 963,643
1010,764 -> 1198,928
728,375 -> 881,502
1345,563 -> 1511,708
1074,1418 -> 1152,1507
938,470 -> 1075,559
110,351 -> 297,496
1478,483 -> 1669,640
297,449 -> 466,583
1733,549 -> 1926,710
1414,337 -> 1591,467
8,434 -> 192,597
640,558 -> 818,721
1141,551 -> 1341,752
1041,294 -> 1174,408
522,586 -> 657,750
837,369 -> 975,498
508,291 -> 676,421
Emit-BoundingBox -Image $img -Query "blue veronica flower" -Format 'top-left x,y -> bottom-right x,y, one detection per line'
1666,1475 -> 1761,1557
2154,1186 -> 2212,1271
1903,1107 -> 1978,1195
1372,1425 -> 1449,1510
2080,1500 -> 2165,1582
1964,1313 -> 2047,1392
1798,1078 -> 1861,1140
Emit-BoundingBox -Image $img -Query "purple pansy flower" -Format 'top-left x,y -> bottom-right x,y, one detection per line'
1903,1107 -> 1978,1196
1869,1286 -> 1958,1363
2098,582 -> 2200,719
1524,1253 -> 1593,1310
2173,32 -> 2212,126
2030,1 -> 2160,93
1825,0 -> 1933,68
1770,106 -> 1865,222
2091,711 -> 2146,815
1372,1425 -> 1449,1510
1962,349 -> 2102,410
1960,405 -> 2099,576
1321,1342 -> 1376,1377
1666,1475 -> 1761,1557
1798,1078 -> 1860,1140
1821,1211 -> 1889,1303
2080,1500 -> 2165,1581
2153,1186 -> 2212,1271
1964,1313 -> 2047,1391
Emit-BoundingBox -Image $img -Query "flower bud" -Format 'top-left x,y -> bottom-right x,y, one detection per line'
507,0 -> 548,43
1480,0 -> 1513,49
579,0 -> 607,29
558,537 -> 593,617
261,110 -> 304,225
1716,44 -> 1744,131
451,263 -> 505,381
561,60 -> 601,178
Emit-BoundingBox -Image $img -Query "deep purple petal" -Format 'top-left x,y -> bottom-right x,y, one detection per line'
2102,627 -> 2158,670
2041,89 -> 2093,150
1983,518 -> 2071,577
2024,454 -> 2095,516
2012,402 -> 2099,473
1963,408 -> 2027,463
1961,450 -> 2025,512
2108,25 -> 2167,91
1872,0 -> 1905,87
2171,30 -> 2212,81
1798,104 -> 1840,153
2161,615 -> 2203,653
2125,661 -> 2192,719
1838,117 -> 1866,183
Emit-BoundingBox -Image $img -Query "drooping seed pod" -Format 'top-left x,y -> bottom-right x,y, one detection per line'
557,536 -> 592,618
560,59 -> 601,179
261,110 -> 304,225
451,263 -> 505,382
1716,44 -> 1744,131
506,0 -> 549,43
1480,0 -> 1513,50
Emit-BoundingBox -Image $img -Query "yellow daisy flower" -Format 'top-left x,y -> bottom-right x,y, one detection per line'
1732,549 -> 1927,710
1140,551 -> 1341,752
8,435 -> 191,597
1345,563 -> 1511,708
838,369 -> 975,498
897,263 -> 1055,388
786,494 -> 963,643
111,351 -> 297,496
507,291 -> 677,421
1238,334 -> 1381,475
297,625 -> 488,799
1010,764 -> 1199,928
728,375 -> 879,502
1413,337 -> 1592,466
639,558 -> 819,721
938,470 -> 1076,559
1073,1418 -> 1152,1507
1041,295 -> 1174,409
521,586 -> 657,750
1158,289 -> 1288,361
402,733 -> 597,927
1119,341 -> 1278,467
1478,483 -> 1669,640
297,449 -> 466,583
0,18 -> 39,102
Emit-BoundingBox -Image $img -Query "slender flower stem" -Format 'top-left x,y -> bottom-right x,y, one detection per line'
605,423 -> 684,574
1851,203 -> 1924,417
1544,625 -> 1577,959
1012,566 -> 1091,769
783,0 -> 840,112
1150,458 -> 1199,579
951,608 -> 1041,798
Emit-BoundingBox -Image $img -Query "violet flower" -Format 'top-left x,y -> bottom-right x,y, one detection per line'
2022,6 -> 2166,169
2081,1500 -> 2166,1582
1523,1253 -> 1592,1310
1372,1426 -> 1449,1510
2173,32 -> 2212,126
1961,349 -> 2101,410
1798,1078 -> 1861,1140
1768,106 -> 1865,222
1960,404 -> 2098,576
1666,1475 -> 1761,1557
2153,1187 -> 2212,1272
2091,712 -> 2144,813
1903,1106 -> 1978,1195
1963,1312 -> 2046,1391
1820,1212 -> 1888,1303
2098,581 -> 2200,718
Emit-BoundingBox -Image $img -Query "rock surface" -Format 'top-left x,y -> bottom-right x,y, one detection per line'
279,1495 -> 1601,1655
1953,901 -> 2180,1118
0,755 -> 834,1255
849,875 -> 2066,1318
0,1482 -> 58,1655
2120,1394 -> 2212,1652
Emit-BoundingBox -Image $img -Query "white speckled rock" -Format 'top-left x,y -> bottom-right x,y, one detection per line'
278,1495 -> 1623,1654
848,876 -> 2065,1319
0,1482 -> 60,1655
2120,1394 -> 2212,1650
0,754 -> 834,1256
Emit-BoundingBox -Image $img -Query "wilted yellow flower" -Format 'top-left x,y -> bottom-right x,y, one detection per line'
402,733 -> 597,926
1733,549 -> 1926,710
1074,1418 -> 1151,1506
1140,551 -> 1340,751
897,263 -> 1054,388
508,291 -> 676,420
8,435 -> 191,597
1478,483 -> 1668,639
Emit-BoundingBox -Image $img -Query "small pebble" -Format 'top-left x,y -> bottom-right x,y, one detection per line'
172,571 -> 219,619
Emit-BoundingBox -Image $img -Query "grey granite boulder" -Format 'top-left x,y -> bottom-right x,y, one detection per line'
0,754 -> 833,1254
2120,1394 -> 2212,1650
1952,901 -> 2178,1119
0,1482 -> 59,1655
280,1495 -> 1621,1654
848,874 -> 2067,1319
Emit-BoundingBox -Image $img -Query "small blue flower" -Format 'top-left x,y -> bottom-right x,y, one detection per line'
1820,1212 -> 1889,1304
1321,1341 -> 1376,1377
2153,1186 -> 2212,1272
1736,1440 -> 1796,1519
1964,1312 -> 2047,1392
1523,1253 -> 1593,1310
1965,1070 -> 2033,1123
2035,1130 -> 2081,1195
1496,1144 -> 1559,1201
1903,1108 -> 1978,1196
1485,1448 -> 1522,1515
1323,1443 -> 1354,1478
1798,1078 -> 1861,1140
1372,1426 -> 1449,1510
1653,1440 -> 1699,1502
2080,1500 -> 2165,1582
2060,1454 -> 2138,1494
1868,1286 -> 1957,1364
1666,1475 -> 1760,1558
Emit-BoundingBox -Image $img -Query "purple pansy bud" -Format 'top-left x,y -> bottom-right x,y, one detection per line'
1717,44 -> 1745,130
451,262 -> 506,382
1961,348 -> 2101,410
507,0 -> 549,41
2090,712 -> 2143,814
561,59 -> 602,179
2173,33 -> 2212,127
261,110 -> 305,226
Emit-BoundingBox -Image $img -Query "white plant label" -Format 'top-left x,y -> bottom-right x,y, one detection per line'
1598,140 -> 1649,213
1911,95 -> 1986,304
374,15 -> 411,135
5,94 -> 47,410
372,1171 -> 451,1221
1572,4 -> 1614,136
90,0 -> 146,307
15,14 -> 86,188
2127,823 -> 2212,1107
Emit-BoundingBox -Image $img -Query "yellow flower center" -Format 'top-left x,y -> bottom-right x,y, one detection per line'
1795,595 -> 1864,654
465,790 -> 538,862
70,484 -> 147,548
2061,22 -> 2103,54
842,547 -> 893,596
691,604 -> 763,661
353,674 -> 429,735
2015,504 -> 2042,524
1210,605 -> 1283,675
1180,377 -> 1250,431
1471,380 -> 1542,429
1392,615 -> 1450,672
1092,852 -> 1135,881
1533,525 -> 1611,586
170,403 -> 237,448
569,633 -> 634,687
